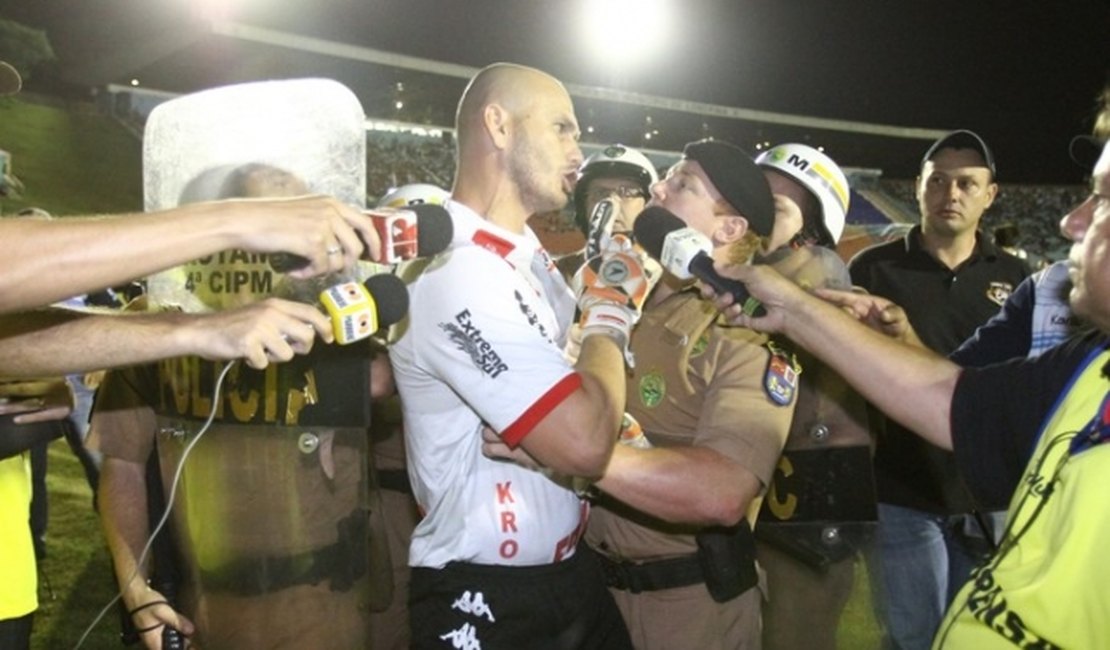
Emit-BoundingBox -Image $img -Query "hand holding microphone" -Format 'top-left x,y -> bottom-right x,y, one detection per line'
270,203 -> 454,272
634,207 -> 767,317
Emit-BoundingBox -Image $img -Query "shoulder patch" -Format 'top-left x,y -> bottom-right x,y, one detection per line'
763,340 -> 800,406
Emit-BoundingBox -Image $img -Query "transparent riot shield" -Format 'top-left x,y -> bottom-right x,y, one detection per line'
143,79 -> 375,649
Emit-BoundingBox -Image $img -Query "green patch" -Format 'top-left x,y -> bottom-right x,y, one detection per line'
639,370 -> 665,408
690,333 -> 709,358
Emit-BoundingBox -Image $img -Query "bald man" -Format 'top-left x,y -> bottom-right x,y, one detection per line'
389,63 -> 635,649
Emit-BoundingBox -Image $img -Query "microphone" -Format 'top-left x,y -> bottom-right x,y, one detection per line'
319,273 -> 409,344
270,204 -> 454,272
633,206 -> 766,317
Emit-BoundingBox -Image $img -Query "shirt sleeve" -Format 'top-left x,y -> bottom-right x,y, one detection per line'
949,274 -> 1035,367
693,331 -> 795,487
409,248 -> 578,443
951,332 -> 1106,506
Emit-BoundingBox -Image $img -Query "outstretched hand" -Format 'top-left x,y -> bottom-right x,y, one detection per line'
232,195 -> 384,278
179,297 -> 334,369
814,288 -> 922,345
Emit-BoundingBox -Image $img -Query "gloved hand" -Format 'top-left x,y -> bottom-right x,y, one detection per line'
584,197 -> 619,260
572,236 -> 658,366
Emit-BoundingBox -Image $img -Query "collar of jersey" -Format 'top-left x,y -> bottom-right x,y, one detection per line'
446,199 -> 541,269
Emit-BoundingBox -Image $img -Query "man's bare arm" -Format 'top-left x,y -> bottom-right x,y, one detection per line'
0,299 -> 333,377
0,195 -> 382,313
708,262 -> 959,450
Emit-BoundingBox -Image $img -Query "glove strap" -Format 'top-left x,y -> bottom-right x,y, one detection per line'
579,303 -> 636,368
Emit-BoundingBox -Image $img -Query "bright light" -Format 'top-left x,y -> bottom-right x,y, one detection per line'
579,0 -> 673,76
394,100 -> 404,110
130,79 -> 140,87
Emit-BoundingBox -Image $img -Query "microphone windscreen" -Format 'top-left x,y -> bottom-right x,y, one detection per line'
364,273 -> 409,328
632,207 -> 686,261
410,204 -> 454,257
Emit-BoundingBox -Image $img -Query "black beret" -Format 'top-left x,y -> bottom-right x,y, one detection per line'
682,139 -> 775,237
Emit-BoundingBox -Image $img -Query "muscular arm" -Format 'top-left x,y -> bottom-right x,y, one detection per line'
712,263 -> 960,450
0,195 -> 382,313
518,332 -> 625,479
0,299 -> 332,377
597,445 -> 761,526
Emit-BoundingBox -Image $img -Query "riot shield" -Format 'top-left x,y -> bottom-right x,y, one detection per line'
142,79 -> 375,649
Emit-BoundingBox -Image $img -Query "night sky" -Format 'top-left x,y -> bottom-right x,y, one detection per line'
3,0 -> 1108,183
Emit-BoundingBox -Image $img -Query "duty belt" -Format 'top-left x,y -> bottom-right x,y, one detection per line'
594,550 -> 704,593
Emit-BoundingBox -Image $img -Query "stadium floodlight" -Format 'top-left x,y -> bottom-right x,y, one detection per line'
578,0 -> 674,76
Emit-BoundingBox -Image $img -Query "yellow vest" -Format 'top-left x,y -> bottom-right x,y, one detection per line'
0,452 -> 37,618
935,349 -> 1110,649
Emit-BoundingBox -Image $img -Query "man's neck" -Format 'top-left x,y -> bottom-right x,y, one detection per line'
919,227 -> 977,270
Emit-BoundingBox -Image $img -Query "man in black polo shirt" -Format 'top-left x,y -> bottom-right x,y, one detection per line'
847,130 -> 1029,650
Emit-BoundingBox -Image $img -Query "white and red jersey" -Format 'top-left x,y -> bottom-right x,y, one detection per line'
390,201 -> 588,569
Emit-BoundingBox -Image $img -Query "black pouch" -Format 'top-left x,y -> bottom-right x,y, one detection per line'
0,415 -> 66,460
695,519 -> 758,603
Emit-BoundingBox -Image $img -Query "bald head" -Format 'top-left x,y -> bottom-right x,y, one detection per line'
455,62 -> 567,150
451,63 -> 582,229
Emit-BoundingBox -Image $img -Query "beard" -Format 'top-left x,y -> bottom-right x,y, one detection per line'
507,134 -> 567,215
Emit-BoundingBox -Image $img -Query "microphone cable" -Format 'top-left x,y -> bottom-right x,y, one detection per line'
73,359 -> 236,650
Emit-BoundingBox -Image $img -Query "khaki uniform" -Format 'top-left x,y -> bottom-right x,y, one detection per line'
756,348 -> 877,650
367,394 -> 420,650
91,342 -> 374,650
586,289 -> 797,650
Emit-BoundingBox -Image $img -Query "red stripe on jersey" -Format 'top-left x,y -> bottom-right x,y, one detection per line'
501,372 -> 582,448
472,229 -> 517,259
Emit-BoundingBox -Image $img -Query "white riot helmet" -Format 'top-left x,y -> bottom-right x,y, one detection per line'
573,144 -> 659,233
756,144 -> 850,246
376,183 -> 450,208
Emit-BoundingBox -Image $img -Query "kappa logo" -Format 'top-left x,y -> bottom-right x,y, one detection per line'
440,309 -> 510,378
986,282 -> 1014,307
514,290 -> 551,342
452,590 -> 496,623
440,623 -> 481,650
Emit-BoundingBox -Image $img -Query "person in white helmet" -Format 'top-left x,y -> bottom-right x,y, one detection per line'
753,143 -> 878,650
555,144 -> 658,278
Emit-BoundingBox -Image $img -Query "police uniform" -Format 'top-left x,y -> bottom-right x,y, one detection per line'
367,393 -> 420,650
755,343 -> 876,650
90,338 -> 374,650
389,201 -> 630,649
585,288 -> 797,650
934,332 -> 1110,648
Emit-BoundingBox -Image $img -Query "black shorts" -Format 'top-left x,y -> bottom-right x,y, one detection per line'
409,545 -> 632,650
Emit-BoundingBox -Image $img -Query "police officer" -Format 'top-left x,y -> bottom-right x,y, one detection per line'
753,143 -> 878,650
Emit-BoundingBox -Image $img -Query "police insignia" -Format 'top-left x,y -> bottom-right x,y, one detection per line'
986,282 -> 1013,307
763,340 -> 799,406
639,370 -> 665,408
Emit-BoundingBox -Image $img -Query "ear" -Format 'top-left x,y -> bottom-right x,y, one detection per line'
484,103 -> 511,150
713,214 -> 749,245
982,181 -> 999,208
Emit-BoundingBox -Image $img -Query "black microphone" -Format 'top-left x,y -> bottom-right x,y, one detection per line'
633,206 -> 767,317
319,273 -> 409,344
271,203 -> 454,272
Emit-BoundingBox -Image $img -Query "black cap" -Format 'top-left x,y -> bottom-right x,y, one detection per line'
682,139 -> 775,237
921,129 -> 997,179
1069,135 -> 1104,172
